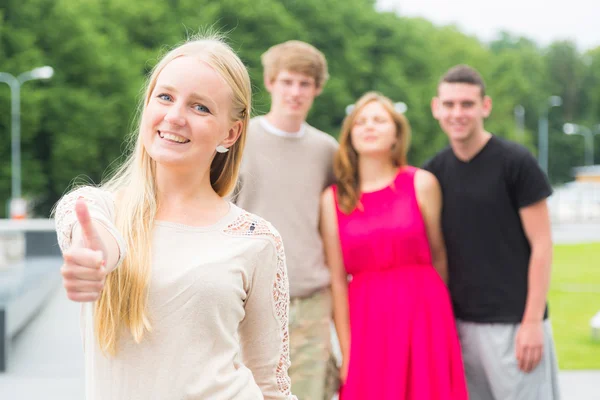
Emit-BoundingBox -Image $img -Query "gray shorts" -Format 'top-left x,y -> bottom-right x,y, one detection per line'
457,319 -> 561,400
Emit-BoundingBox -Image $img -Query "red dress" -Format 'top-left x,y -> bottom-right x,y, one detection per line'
333,166 -> 468,399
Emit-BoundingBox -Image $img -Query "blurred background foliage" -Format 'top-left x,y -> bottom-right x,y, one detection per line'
1,0 -> 599,216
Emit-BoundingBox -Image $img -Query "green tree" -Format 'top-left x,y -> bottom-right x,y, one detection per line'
0,0 -> 598,216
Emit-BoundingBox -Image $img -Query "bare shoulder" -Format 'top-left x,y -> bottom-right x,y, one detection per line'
319,186 -> 339,228
320,186 -> 335,209
414,168 -> 440,194
413,168 -> 442,212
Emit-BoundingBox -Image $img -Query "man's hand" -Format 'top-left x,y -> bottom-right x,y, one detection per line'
60,198 -> 108,302
515,321 -> 544,372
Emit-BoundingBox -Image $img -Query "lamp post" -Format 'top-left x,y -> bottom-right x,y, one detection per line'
514,105 -> 525,142
538,95 -> 562,176
563,123 -> 598,166
0,66 -> 54,218
596,124 -> 600,162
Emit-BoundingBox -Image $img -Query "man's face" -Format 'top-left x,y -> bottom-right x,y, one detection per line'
431,82 -> 492,143
265,70 -> 322,121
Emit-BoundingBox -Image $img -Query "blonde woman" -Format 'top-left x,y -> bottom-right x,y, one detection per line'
320,92 -> 467,399
54,36 -> 296,400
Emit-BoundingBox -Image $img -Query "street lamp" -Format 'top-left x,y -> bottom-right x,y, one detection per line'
514,105 -> 525,142
563,123 -> 598,166
538,95 -> 562,176
345,101 -> 408,115
0,66 -> 54,218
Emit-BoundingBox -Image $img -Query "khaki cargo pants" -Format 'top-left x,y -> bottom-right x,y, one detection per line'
288,287 -> 339,400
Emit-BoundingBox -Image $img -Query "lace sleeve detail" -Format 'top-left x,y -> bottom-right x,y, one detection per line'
54,186 -> 127,266
55,186 -> 94,253
225,212 -> 296,400
264,223 -> 293,397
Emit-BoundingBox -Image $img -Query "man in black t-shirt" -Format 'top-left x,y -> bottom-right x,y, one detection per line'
423,65 -> 560,399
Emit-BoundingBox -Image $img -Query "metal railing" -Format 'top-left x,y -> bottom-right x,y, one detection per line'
548,182 -> 600,223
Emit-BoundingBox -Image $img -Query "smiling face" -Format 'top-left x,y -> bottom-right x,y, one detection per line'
265,69 -> 322,121
432,82 -> 492,143
141,56 -> 241,170
350,100 -> 398,157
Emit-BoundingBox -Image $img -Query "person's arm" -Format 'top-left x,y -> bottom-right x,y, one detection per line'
319,187 -> 351,382
55,186 -> 125,272
54,187 -> 126,302
238,226 -> 297,400
516,199 -> 553,372
507,147 -> 553,373
414,170 -> 448,284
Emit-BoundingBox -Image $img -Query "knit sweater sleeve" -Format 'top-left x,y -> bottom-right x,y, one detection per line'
235,215 -> 296,400
54,186 -> 127,265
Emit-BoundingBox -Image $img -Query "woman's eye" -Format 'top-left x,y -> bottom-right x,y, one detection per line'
158,93 -> 172,101
194,104 -> 210,113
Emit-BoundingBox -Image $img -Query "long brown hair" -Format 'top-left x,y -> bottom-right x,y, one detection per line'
334,91 -> 411,214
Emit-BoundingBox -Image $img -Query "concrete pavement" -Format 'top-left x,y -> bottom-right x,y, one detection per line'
1,221 -> 599,399
1,286 -> 599,399
0,286 -> 84,399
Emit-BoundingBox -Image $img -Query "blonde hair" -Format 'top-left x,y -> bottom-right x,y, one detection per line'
96,34 -> 251,355
335,92 -> 411,214
261,40 -> 329,88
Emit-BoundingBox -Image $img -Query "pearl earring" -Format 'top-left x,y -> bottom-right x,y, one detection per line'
216,145 -> 229,154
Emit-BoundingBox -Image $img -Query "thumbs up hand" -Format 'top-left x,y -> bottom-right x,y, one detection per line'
61,198 -> 109,302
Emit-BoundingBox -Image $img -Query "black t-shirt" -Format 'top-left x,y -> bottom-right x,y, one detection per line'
423,135 -> 553,323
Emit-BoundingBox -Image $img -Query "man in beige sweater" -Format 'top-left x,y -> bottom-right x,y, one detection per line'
233,41 -> 338,400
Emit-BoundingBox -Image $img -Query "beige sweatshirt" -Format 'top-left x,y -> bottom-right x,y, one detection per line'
54,186 -> 296,400
233,117 -> 338,298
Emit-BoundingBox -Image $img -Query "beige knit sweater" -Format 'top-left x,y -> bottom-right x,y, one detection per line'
233,117 -> 338,298
55,186 -> 296,400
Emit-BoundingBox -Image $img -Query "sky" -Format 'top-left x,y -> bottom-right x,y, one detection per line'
377,0 -> 600,51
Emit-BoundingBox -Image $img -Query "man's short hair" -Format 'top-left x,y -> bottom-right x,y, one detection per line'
261,40 -> 329,88
439,64 -> 486,97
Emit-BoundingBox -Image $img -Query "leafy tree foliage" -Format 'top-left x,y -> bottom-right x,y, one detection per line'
0,0 -> 598,216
